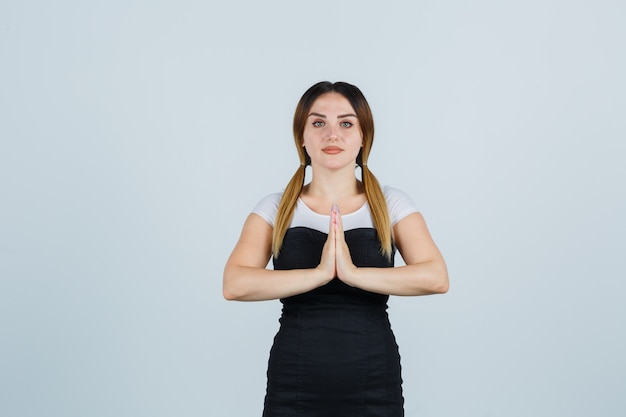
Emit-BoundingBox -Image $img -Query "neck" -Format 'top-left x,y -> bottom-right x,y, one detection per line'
305,164 -> 362,202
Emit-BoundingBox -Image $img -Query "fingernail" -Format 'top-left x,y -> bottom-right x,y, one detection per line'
331,203 -> 340,215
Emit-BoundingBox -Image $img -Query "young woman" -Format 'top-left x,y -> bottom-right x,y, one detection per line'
223,81 -> 448,416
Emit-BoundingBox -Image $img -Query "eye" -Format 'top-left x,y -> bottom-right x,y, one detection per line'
312,120 -> 325,127
340,121 -> 353,128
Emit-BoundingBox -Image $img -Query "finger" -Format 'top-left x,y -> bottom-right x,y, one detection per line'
329,203 -> 338,237
331,203 -> 339,224
324,207 -> 334,242
337,207 -> 344,234
332,203 -> 345,241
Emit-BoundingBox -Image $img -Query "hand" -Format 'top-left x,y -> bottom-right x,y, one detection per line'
316,206 -> 337,283
331,204 -> 358,284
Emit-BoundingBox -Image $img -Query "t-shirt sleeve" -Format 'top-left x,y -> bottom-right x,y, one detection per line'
251,192 -> 282,227
383,185 -> 420,226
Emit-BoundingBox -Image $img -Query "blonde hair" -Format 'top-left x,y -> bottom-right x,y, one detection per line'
272,82 -> 392,259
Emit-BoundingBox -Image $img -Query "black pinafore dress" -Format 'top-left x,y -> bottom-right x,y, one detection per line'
262,226 -> 404,417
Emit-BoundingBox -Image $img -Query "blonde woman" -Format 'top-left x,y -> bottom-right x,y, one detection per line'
224,81 -> 448,416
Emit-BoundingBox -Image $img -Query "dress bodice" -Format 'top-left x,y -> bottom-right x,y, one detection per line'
273,227 -> 395,308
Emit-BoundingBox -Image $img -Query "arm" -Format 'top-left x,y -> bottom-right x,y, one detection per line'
223,213 -> 334,301
335,212 -> 449,296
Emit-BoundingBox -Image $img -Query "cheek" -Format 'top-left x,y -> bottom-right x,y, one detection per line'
302,131 -> 320,147
351,133 -> 364,148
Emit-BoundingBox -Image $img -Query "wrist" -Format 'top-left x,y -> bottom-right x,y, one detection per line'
340,265 -> 359,286
313,265 -> 334,284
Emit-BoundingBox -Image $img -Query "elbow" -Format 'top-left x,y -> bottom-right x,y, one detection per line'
222,286 -> 237,301
223,264 -> 259,301
431,264 -> 449,294
223,283 -> 246,301
222,268 -> 241,301
435,278 -> 449,294
409,259 -> 449,295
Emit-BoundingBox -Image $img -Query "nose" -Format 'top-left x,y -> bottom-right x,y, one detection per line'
327,125 -> 339,140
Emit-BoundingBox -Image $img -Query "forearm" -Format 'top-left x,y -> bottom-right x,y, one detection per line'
341,261 -> 449,296
223,265 -> 329,301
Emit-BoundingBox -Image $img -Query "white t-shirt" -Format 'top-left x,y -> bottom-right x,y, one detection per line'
252,185 -> 419,233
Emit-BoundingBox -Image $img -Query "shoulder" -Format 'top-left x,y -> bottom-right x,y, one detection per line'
382,185 -> 420,226
251,192 -> 283,227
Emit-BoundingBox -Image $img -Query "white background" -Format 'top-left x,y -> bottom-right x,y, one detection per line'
1,1 -> 625,416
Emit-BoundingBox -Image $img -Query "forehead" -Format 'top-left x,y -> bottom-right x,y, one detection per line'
310,92 -> 356,115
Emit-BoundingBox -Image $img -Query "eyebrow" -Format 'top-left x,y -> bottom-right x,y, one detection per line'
308,112 -> 358,119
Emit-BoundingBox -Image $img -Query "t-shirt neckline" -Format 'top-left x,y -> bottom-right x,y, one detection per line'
297,198 -> 369,217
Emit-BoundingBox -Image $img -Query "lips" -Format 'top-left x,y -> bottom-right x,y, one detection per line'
322,146 -> 343,154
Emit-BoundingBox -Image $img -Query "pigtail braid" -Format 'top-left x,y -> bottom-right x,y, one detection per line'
361,164 -> 393,259
272,164 -> 307,257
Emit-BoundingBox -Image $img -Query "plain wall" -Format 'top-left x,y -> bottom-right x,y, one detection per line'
1,1 -> 625,416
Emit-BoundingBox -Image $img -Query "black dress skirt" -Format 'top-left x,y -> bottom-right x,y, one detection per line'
263,227 -> 404,417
